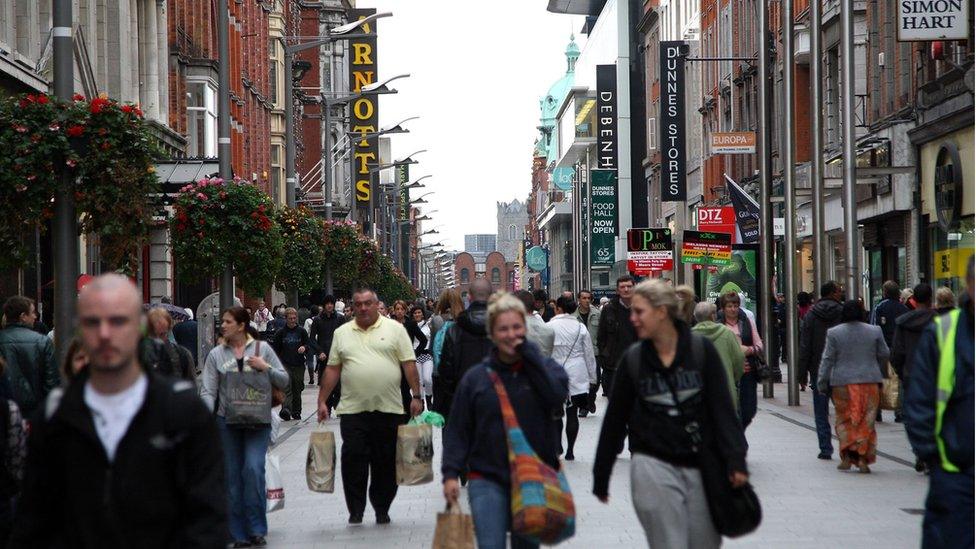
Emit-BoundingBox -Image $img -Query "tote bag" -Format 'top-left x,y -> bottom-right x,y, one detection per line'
223,341 -> 273,428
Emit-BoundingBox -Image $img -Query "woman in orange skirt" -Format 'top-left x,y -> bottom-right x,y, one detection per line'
817,300 -> 890,473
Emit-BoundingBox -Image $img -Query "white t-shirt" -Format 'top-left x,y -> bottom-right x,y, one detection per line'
84,374 -> 149,462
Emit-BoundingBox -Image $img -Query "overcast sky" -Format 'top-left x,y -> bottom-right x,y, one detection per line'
360,1 -> 585,251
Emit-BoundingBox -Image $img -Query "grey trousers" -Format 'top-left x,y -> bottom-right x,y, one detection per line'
630,454 -> 721,549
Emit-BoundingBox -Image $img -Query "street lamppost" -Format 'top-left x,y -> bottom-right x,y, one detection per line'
282,12 -> 393,208
368,150 -> 424,254
53,0 -> 77,359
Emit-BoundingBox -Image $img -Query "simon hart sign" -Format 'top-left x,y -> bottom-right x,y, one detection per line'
898,0 -> 970,41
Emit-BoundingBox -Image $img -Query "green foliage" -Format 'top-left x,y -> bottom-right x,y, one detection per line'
170,178 -> 284,295
275,206 -> 326,295
0,93 -> 160,273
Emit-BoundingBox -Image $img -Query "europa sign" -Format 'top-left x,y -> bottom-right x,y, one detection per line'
898,0 -> 970,41
349,8 -> 379,208
710,132 -> 756,154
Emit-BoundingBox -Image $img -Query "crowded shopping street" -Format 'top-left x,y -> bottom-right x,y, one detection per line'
1,0 -> 974,548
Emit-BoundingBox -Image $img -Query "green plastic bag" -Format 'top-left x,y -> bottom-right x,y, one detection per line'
410,411 -> 445,428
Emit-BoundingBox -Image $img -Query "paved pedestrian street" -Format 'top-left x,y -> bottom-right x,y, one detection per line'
266,383 -> 928,549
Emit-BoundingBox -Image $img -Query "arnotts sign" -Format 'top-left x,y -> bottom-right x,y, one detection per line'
349,8 -> 379,208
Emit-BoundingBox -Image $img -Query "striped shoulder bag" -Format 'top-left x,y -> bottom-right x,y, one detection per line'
487,368 -> 575,545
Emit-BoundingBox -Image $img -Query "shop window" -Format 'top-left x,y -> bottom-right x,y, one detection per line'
187,80 -> 217,157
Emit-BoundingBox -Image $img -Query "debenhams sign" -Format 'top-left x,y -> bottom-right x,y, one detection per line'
898,0 -> 970,41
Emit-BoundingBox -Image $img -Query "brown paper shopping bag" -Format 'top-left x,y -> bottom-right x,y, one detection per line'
306,425 -> 335,493
880,363 -> 901,411
431,503 -> 475,549
396,422 -> 434,485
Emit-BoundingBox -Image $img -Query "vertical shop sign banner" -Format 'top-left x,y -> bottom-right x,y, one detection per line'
349,8 -> 378,208
660,41 -> 688,202
596,64 -> 618,170
590,169 -> 617,266
725,174 -> 760,244
397,164 -> 409,221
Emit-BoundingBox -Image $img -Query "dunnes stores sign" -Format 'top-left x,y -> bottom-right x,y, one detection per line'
898,0 -> 970,41
660,41 -> 689,202
349,8 -> 379,207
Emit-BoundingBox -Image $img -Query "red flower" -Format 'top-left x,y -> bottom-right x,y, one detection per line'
66,125 -> 84,137
121,105 -> 133,114
36,95 -> 49,105
90,97 -> 110,114
72,94 -> 86,101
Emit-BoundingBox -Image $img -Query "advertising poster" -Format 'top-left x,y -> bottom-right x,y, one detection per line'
681,230 -> 732,266
700,246 -> 759,319
627,228 -> 673,274
349,8 -> 379,208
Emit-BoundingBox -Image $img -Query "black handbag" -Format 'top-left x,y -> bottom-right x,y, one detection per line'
697,433 -> 762,537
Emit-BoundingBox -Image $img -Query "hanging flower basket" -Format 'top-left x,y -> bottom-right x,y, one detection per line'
322,220 -> 378,291
170,178 -> 284,295
275,206 -> 327,295
0,93 -> 160,273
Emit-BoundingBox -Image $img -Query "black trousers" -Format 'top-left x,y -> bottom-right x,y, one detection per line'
339,411 -> 407,516
283,365 -> 306,417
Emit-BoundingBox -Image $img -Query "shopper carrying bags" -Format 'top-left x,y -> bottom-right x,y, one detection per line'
200,306 -> 290,548
442,292 -> 571,549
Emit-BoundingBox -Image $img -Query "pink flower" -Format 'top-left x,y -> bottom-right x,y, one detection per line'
196,193 -> 208,200
65,159 -> 76,168
48,123 -> 60,132
14,125 -> 27,133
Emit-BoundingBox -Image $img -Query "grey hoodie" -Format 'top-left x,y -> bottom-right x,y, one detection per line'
200,337 -> 289,419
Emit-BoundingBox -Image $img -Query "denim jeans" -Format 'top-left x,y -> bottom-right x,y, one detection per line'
738,371 -> 758,429
217,416 -> 272,542
809,371 -> 834,455
468,479 -> 539,549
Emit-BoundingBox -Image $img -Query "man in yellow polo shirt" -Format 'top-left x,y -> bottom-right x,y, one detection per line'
317,287 -> 423,526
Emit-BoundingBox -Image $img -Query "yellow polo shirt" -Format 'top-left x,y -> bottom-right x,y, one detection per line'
327,315 -> 416,415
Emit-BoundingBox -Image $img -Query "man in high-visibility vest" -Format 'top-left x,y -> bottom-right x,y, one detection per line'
905,255 -> 974,549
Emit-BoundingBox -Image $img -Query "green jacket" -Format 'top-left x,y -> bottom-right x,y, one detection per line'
0,324 -> 58,417
692,320 -> 744,411
573,307 -> 601,351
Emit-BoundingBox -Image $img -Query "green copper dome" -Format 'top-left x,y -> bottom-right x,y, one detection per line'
537,34 -> 579,164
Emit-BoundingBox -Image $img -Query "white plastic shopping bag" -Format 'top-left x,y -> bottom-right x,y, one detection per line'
266,453 -> 285,513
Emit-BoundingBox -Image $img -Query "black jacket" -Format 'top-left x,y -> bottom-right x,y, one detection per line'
890,308 -> 937,380
434,302 -> 492,417
172,320 -> 199,366
442,341 -> 569,486
10,370 -> 226,548
596,297 -> 637,372
271,324 -> 312,368
798,299 -> 843,385
592,321 -> 747,498
404,319 -> 429,356
871,298 -> 910,347
905,302 -> 974,470
309,311 -> 346,362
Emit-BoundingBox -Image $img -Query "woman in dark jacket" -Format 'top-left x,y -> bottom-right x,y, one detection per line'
442,292 -> 569,549
593,280 -> 748,549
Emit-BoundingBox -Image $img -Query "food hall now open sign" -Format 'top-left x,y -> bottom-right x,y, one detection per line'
681,230 -> 733,266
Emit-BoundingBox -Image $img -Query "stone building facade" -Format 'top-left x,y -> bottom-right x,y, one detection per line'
496,199 -> 528,263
